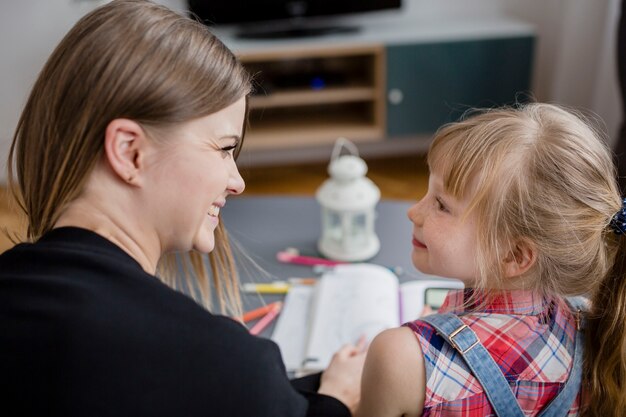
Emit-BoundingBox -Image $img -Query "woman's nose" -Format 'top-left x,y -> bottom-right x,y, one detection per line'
228,165 -> 245,195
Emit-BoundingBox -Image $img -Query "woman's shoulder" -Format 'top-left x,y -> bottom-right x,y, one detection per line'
0,227 -> 145,276
0,229 -> 280,359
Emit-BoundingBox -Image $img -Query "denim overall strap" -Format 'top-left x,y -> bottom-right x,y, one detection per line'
420,313 -> 526,417
535,297 -> 586,417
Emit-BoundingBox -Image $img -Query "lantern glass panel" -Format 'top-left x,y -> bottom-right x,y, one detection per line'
348,213 -> 368,246
326,210 -> 343,241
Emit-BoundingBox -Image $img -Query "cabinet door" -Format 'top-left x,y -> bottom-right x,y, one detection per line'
386,36 -> 534,137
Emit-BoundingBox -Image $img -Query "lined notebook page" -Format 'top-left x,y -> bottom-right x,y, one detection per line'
271,285 -> 315,372
302,264 -> 399,372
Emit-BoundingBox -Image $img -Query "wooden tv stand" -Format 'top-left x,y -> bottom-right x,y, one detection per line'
216,17 -> 535,165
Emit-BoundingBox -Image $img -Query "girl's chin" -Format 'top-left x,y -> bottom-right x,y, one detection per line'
414,266 -> 433,276
411,254 -> 432,275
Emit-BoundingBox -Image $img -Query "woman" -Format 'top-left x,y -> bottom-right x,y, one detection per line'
0,1 -> 364,416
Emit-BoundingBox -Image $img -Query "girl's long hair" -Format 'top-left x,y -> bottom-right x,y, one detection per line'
428,103 -> 624,415
586,236 -> 626,414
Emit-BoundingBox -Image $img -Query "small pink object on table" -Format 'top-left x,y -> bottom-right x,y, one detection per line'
249,302 -> 283,336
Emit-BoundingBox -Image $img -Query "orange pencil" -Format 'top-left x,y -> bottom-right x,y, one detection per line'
242,301 -> 282,323
249,302 -> 283,335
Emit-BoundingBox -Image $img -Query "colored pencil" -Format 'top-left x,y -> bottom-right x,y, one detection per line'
242,282 -> 290,294
276,251 -> 345,266
249,302 -> 282,335
288,277 -> 317,285
242,278 -> 317,294
279,249 -> 404,276
242,301 -> 282,323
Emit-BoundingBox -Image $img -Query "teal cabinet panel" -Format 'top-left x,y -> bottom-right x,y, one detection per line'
386,37 -> 534,136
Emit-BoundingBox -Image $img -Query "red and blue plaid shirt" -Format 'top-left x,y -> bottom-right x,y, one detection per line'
405,289 -> 581,416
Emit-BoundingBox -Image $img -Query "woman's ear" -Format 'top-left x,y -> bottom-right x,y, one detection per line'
103,118 -> 147,186
502,239 -> 536,279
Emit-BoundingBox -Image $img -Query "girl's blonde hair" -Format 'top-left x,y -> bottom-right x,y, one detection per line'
7,0 -> 251,316
428,103 -> 625,416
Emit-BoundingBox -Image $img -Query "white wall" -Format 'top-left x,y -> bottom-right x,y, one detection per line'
0,0 -> 621,182
0,0 -> 184,182
506,0 -> 621,138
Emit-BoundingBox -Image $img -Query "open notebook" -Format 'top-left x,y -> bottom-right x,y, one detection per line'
271,263 -> 463,374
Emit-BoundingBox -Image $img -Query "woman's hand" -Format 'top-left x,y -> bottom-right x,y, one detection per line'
318,336 -> 368,414
420,305 -> 435,316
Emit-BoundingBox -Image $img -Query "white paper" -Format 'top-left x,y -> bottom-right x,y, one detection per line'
271,264 -> 464,374
302,264 -> 399,372
271,284 -> 315,371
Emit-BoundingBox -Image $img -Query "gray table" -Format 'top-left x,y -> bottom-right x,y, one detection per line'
221,196 -> 420,321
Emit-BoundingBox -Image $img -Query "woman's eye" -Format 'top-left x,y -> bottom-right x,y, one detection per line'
220,144 -> 237,158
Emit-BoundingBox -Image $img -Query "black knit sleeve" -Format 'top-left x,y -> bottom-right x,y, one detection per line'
290,372 -> 351,417
246,338 -> 350,417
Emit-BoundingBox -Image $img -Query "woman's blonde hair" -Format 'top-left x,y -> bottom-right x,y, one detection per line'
7,0 -> 251,316
428,103 -> 625,416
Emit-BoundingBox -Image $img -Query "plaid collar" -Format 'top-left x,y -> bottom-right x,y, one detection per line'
439,288 -> 548,316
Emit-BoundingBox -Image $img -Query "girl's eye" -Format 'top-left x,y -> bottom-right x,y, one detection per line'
435,197 -> 449,213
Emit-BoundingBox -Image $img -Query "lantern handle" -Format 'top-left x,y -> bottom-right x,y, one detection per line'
330,137 -> 359,162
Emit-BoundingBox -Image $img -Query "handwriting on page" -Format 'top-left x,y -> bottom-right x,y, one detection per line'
304,266 -> 399,370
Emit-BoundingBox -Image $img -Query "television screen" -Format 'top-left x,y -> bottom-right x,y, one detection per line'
188,1 -> 402,38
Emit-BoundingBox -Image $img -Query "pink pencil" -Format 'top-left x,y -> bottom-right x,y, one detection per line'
276,251 -> 346,266
249,302 -> 283,335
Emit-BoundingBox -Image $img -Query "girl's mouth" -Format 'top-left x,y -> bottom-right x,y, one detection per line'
412,238 -> 427,249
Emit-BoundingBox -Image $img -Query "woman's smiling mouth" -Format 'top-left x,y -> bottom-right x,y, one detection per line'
207,205 -> 220,217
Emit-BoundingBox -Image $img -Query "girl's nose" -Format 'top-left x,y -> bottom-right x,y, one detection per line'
407,200 -> 424,224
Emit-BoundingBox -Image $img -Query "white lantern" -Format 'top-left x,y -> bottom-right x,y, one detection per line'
316,138 -> 381,262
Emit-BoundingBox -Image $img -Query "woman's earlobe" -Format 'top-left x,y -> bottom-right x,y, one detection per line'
126,173 -> 137,184
103,118 -> 146,185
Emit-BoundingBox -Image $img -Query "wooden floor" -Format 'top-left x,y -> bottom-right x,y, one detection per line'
0,155 -> 429,253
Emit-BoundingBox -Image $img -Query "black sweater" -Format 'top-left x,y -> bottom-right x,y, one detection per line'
0,227 -> 349,417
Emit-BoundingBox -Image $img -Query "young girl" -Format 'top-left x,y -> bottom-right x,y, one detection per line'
356,103 -> 625,417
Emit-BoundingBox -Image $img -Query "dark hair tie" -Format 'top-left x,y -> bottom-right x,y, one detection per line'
610,198 -> 626,235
